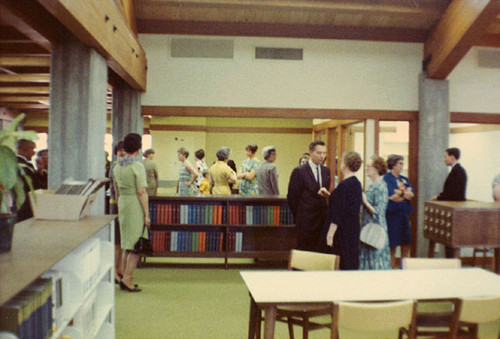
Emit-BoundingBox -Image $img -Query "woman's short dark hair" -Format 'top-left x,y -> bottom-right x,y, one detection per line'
227,159 -> 236,172
370,155 -> 387,176
343,151 -> 362,172
123,133 -> 142,154
113,141 -> 125,156
178,147 -> 189,158
387,154 -> 404,170
195,149 -> 205,160
216,147 -> 231,161
143,148 -> 154,157
245,144 -> 258,154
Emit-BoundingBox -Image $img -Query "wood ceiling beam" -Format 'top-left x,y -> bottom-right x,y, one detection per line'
0,0 -> 67,52
137,20 -> 428,42
0,74 -> 49,83
0,42 -> 49,55
0,56 -> 51,67
0,86 -> 50,94
0,96 -> 49,103
424,0 -> 500,79
37,0 -> 147,91
5,103 -> 48,110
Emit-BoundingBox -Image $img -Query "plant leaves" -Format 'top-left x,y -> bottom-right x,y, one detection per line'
0,146 -> 18,190
13,179 -> 26,210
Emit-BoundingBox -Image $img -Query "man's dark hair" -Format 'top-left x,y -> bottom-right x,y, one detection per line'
446,147 -> 460,160
123,133 -> 142,154
309,140 -> 325,151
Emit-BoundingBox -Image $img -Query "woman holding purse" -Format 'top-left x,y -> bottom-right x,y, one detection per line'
359,155 -> 391,270
113,133 -> 150,292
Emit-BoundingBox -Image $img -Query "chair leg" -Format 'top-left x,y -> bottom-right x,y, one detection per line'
302,316 -> 309,339
287,316 -> 295,339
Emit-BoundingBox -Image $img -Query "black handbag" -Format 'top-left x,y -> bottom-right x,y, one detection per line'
133,224 -> 153,256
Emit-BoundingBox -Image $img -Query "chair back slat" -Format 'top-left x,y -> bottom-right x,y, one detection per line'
336,300 -> 417,333
401,258 -> 461,270
460,296 -> 500,324
288,249 -> 339,271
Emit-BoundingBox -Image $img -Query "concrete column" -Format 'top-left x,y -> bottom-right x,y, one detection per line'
111,83 -> 142,146
417,73 -> 449,257
49,34 -> 108,215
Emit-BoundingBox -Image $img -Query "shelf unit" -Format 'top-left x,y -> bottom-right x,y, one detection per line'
149,195 -> 296,266
0,215 -> 116,339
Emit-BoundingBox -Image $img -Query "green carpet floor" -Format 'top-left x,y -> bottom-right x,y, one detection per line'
115,259 -> 500,339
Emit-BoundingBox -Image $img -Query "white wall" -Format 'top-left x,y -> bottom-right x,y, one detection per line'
139,35 -> 422,110
139,35 -> 500,114
450,130 -> 500,202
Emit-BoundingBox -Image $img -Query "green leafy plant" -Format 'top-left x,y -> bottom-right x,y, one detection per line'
0,113 -> 38,214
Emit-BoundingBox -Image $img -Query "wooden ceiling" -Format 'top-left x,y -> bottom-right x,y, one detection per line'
1,0 -> 499,117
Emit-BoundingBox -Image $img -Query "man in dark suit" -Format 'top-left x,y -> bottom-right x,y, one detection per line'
432,147 -> 467,201
16,139 -> 38,222
287,140 -> 331,251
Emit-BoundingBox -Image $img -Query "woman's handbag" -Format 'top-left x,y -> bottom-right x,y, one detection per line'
360,220 -> 387,250
133,224 -> 153,256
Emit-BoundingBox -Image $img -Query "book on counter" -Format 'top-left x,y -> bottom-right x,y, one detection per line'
54,177 -> 109,196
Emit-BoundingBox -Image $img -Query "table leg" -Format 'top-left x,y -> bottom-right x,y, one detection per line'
494,248 -> 500,275
248,295 -> 259,339
428,240 -> 436,258
263,305 -> 277,339
445,246 -> 460,258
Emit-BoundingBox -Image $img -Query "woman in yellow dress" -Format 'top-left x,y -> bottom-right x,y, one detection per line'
209,147 -> 237,195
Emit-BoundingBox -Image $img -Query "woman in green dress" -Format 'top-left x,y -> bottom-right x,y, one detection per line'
237,143 -> 260,195
113,133 -> 150,292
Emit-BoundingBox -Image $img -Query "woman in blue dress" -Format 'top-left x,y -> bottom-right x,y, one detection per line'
237,144 -> 260,196
360,155 -> 391,270
177,147 -> 198,196
383,154 -> 414,269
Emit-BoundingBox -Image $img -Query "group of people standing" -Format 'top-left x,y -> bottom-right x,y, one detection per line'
176,144 -> 280,197
288,140 -> 420,271
288,143 -> 474,271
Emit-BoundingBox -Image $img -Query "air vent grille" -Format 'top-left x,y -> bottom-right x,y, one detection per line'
255,47 -> 303,60
170,39 -> 234,59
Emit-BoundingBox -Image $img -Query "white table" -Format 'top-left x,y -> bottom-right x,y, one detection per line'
240,268 -> 500,339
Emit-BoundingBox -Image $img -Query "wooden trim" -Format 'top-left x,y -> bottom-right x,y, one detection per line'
374,119 -> 380,155
450,112 -> 500,124
142,106 -> 418,121
424,0 -> 499,79
312,119 -> 360,131
149,124 -> 311,134
38,0 -> 147,91
0,74 -> 50,83
450,124 -> 500,134
326,128 -> 337,191
408,119 -> 419,257
27,126 -> 48,133
0,86 -> 50,94
0,56 -> 51,67
137,20 -> 428,43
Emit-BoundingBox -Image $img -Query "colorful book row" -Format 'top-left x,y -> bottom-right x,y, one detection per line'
152,231 -> 233,252
0,278 -> 53,339
226,205 -> 293,225
149,203 -> 293,225
149,204 -> 225,225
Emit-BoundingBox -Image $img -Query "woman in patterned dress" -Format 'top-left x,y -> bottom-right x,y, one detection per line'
359,155 -> 391,270
237,144 -> 260,196
177,147 -> 198,196
113,133 -> 150,292
193,149 -> 208,194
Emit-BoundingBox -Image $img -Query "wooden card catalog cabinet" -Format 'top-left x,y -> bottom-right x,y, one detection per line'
424,201 -> 500,247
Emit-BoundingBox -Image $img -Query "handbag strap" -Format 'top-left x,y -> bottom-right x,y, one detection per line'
141,224 -> 147,236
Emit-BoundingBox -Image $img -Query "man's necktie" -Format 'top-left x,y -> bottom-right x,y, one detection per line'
316,165 -> 321,187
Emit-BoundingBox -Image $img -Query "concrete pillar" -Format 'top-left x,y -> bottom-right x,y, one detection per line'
111,83 -> 142,147
417,73 -> 450,257
49,34 -> 108,215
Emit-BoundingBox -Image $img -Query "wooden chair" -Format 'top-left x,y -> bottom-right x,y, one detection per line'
257,250 -> 340,339
401,257 -> 462,338
331,300 -> 417,339
452,295 -> 500,338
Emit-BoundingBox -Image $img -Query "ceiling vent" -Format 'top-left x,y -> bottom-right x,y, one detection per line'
255,47 -> 303,60
170,38 -> 234,59
477,49 -> 500,69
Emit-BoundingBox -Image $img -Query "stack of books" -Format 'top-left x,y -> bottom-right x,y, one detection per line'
54,178 -> 109,196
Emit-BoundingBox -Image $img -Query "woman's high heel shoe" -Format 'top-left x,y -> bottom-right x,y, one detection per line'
119,280 -> 142,292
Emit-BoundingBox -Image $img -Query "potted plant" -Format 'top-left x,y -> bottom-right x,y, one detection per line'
0,113 -> 38,252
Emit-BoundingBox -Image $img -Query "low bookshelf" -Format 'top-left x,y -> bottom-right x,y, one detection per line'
148,195 -> 296,267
